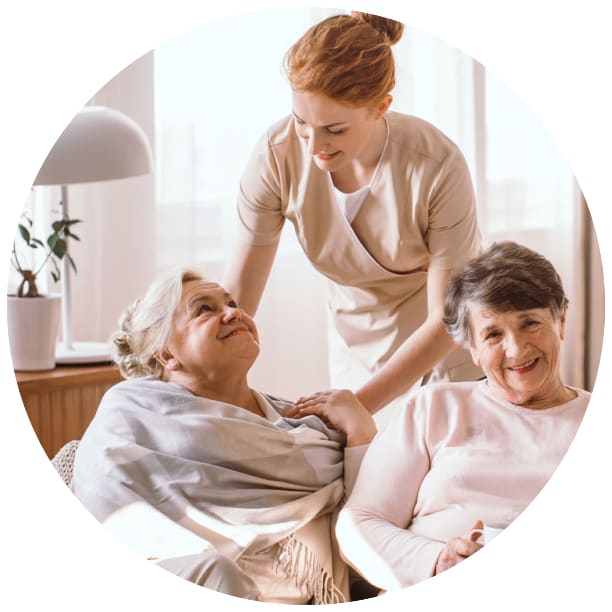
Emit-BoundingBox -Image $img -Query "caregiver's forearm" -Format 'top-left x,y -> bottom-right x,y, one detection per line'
355,317 -> 456,414
222,240 -> 279,316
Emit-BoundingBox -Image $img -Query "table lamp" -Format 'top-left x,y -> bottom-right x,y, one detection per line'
33,105 -> 154,364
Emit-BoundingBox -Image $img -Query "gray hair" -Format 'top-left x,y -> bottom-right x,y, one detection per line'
109,267 -> 205,378
443,241 -> 569,347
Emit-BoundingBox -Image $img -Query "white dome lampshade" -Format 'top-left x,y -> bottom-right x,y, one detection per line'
34,105 -> 153,186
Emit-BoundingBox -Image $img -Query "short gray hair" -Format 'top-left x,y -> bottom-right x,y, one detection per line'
109,267 -> 205,378
443,241 -> 569,347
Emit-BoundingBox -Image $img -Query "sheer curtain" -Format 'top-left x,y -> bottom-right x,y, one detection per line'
16,8 -> 596,395
153,7 -> 336,397
151,7 -> 596,397
30,8 -> 594,397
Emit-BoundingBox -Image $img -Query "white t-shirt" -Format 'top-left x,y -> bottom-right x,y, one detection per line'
331,118 -> 389,223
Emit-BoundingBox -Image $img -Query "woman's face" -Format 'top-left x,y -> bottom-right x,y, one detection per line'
163,280 -> 260,379
467,303 -> 567,408
291,90 -> 389,173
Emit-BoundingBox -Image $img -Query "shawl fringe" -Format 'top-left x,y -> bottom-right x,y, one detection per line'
275,535 -> 346,605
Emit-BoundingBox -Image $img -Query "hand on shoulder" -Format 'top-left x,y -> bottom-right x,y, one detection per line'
288,389 -> 377,446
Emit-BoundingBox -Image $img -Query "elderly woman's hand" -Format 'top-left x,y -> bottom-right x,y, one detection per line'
287,389 -> 377,447
434,520 -> 484,576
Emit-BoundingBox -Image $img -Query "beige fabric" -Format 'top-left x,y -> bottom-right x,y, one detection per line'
157,552 -> 262,600
238,111 -> 482,375
236,513 -> 347,604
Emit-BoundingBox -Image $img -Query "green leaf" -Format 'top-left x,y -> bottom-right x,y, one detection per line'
67,253 -> 77,274
32,238 -> 44,247
47,234 -> 58,249
66,231 -> 81,241
51,220 -> 64,233
51,271 -> 59,283
51,237 -> 67,258
18,224 -> 31,244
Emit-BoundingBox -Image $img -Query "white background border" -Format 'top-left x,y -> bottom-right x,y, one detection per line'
1,1 -> 609,610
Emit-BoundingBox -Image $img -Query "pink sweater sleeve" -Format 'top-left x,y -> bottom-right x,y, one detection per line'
335,402 -> 445,590
336,382 -> 589,591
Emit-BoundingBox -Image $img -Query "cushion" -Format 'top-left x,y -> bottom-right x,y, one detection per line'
51,439 -> 80,486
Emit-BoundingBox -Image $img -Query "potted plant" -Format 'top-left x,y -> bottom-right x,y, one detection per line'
7,204 -> 81,371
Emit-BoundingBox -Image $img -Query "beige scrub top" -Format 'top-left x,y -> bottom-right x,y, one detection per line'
237,111 -> 482,377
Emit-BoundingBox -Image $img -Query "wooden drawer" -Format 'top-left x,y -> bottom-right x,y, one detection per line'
16,364 -> 123,458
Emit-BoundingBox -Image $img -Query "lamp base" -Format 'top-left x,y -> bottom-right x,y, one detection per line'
55,341 -> 112,365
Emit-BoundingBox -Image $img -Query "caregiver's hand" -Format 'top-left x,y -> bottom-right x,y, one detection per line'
434,520 -> 484,575
288,389 -> 377,447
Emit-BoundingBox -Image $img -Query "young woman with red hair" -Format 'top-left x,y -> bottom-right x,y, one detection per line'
224,12 -> 483,424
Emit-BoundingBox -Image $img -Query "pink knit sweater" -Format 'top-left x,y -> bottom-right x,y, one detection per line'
336,380 -> 589,590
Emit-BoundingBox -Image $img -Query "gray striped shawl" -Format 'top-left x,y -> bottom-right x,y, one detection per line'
71,376 -> 348,602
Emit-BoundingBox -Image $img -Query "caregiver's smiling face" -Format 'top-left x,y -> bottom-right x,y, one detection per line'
291,90 -> 383,173
467,303 -> 567,409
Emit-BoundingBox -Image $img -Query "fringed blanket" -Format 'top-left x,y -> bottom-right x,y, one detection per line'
71,377 -> 348,603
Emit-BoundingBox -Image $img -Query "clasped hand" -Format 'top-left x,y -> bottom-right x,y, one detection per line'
286,389 -> 376,447
434,520 -> 484,575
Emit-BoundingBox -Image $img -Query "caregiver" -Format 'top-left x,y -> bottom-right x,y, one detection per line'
223,11 -> 482,420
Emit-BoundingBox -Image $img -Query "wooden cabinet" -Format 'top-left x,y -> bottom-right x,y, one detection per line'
16,364 -> 123,459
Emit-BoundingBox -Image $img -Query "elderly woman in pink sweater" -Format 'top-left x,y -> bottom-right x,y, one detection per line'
320,241 -> 589,592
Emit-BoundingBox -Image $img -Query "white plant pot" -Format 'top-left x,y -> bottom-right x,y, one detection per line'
7,293 -> 61,371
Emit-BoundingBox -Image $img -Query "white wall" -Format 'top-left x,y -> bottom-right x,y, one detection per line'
68,53 -> 157,344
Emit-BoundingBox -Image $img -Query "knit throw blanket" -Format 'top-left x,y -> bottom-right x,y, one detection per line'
71,377 -> 347,603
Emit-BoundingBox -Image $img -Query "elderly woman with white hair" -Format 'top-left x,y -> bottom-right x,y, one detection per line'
70,267 -> 376,604
329,241 -> 590,592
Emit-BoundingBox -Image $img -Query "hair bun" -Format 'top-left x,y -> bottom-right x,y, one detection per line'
108,297 -> 155,379
351,11 -> 404,45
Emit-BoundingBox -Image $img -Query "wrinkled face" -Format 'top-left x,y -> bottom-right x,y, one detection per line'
163,280 -> 260,378
467,303 -> 566,408
291,90 -> 384,172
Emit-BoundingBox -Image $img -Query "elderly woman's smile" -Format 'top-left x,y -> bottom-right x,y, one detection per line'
219,324 -> 251,340
506,359 -> 538,373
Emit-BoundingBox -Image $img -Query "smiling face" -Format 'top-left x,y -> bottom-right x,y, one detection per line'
467,303 -> 567,409
291,90 -> 390,173
160,280 -> 260,383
